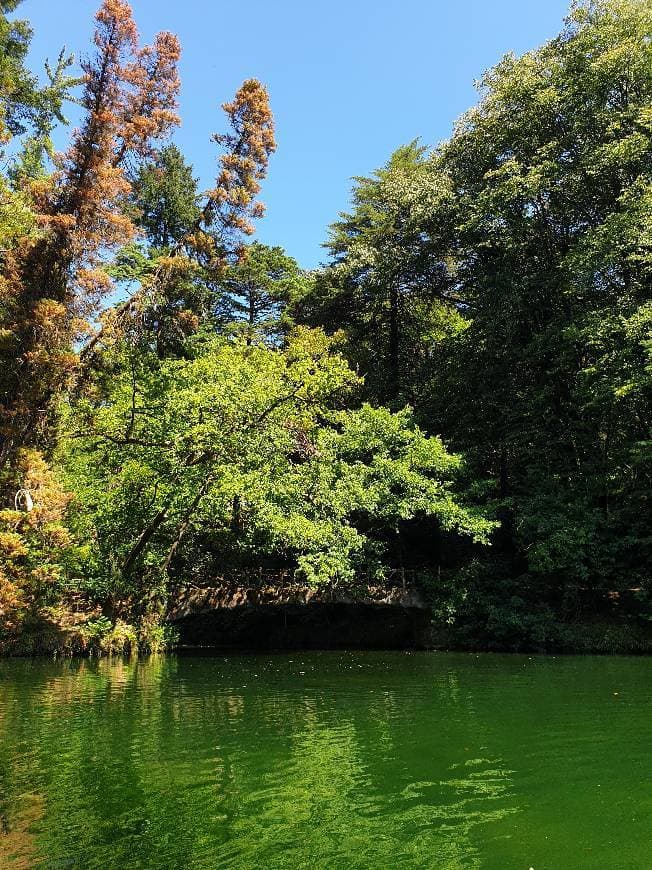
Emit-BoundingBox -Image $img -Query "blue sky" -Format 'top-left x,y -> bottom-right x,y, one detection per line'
23,0 -> 570,268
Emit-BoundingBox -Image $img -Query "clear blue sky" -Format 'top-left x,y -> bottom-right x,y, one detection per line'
23,0 -> 570,268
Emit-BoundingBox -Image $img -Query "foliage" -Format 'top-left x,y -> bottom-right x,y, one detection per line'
295,141 -> 467,407
111,145 -> 206,357
61,328 -> 492,619
130,144 -> 201,249
0,0 -> 181,472
216,241 -> 306,344
0,2 -> 280,651
3,0 -> 651,653
94,79 -> 278,360
0,449 -> 75,640
431,0 -> 652,604
298,0 -> 652,640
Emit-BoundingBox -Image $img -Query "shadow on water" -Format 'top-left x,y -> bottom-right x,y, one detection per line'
0,652 -> 650,869
171,601 -> 432,650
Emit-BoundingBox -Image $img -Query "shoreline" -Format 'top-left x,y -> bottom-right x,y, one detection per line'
3,617 -> 652,658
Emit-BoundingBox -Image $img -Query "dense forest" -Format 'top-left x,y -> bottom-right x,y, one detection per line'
0,0 -> 650,654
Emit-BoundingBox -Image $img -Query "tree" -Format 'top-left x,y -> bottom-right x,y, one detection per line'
62,328 -> 494,620
297,0 -> 652,640
0,0 -> 74,160
216,241 -> 306,344
382,0 -> 652,625
0,0 -> 180,638
0,0 -> 181,473
431,0 -> 652,597
0,448 -> 76,645
110,145 -> 206,357
296,142 -> 465,407
86,78 -> 277,360
130,144 -> 200,249
0,1 -> 76,247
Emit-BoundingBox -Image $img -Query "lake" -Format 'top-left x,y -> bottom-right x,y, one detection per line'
0,652 -> 649,869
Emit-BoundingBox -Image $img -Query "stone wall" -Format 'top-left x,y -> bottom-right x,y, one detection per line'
167,581 -> 431,650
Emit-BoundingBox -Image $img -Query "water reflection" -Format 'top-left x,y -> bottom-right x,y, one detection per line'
0,653 -> 650,868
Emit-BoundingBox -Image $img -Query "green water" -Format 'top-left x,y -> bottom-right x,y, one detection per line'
0,652 -> 650,869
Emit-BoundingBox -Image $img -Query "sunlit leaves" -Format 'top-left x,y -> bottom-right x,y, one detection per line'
63,329 -> 492,594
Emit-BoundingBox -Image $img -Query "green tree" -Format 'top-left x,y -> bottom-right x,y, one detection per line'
0,0 -> 75,246
0,0 -> 74,158
216,241 -> 306,344
112,145 -> 206,357
432,0 -> 652,598
131,144 -> 201,249
62,328 -> 493,621
296,142 -> 465,407
301,0 -> 652,637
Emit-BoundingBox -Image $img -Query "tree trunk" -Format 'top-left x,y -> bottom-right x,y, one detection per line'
161,473 -> 214,574
122,503 -> 171,577
388,284 -> 400,400
247,289 -> 256,346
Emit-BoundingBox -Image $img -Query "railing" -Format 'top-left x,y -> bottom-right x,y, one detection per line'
174,567 -> 429,594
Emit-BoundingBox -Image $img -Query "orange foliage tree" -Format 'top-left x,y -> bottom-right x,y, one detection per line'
209,78 -> 277,240
0,0 -> 180,630
0,449 -> 74,639
0,0 -> 276,635
84,77 -> 277,358
0,0 -> 181,474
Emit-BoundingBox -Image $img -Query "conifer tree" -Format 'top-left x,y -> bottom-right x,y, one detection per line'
216,242 -> 305,345
0,0 -> 181,471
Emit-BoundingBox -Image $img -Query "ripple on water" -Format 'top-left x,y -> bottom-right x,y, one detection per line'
0,652 -> 651,869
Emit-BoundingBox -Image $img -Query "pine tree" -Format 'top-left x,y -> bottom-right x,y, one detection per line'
216,242 -> 305,344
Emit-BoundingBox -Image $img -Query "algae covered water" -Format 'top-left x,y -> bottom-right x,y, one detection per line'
0,652 -> 650,869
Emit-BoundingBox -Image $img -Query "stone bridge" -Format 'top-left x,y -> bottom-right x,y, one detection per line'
167,570 -> 432,650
